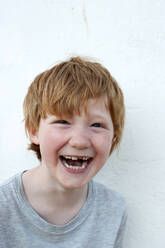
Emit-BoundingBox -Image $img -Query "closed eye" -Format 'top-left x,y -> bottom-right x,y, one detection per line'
91,123 -> 104,128
53,120 -> 69,124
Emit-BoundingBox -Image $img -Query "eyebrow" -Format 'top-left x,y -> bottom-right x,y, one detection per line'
46,115 -> 59,121
87,113 -> 111,122
46,113 -> 111,122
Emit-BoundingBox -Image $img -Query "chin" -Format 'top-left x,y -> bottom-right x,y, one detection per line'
60,179 -> 88,190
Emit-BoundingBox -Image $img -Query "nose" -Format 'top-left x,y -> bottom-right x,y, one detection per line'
68,127 -> 91,150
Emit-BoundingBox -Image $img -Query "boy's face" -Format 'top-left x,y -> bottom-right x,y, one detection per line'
30,96 -> 114,190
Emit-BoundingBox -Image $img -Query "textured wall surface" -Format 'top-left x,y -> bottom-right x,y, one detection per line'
0,0 -> 165,247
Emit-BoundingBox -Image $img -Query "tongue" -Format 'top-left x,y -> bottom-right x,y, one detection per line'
66,159 -> 83,167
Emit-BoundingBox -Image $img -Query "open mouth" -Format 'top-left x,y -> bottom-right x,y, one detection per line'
59,155 -> 93,171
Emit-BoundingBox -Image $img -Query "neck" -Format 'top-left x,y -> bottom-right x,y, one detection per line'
22,165 -> 88,209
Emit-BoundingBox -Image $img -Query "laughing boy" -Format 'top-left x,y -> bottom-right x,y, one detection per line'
0,56 -> 127,247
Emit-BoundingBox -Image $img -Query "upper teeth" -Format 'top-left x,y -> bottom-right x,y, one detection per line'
63,156 -> 89,160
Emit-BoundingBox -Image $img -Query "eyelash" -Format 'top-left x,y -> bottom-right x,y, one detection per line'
91,123 -> 103,128
54,120 -> 69,124
53,120 -> 104,128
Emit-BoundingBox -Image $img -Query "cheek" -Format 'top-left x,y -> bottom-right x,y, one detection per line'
95,133 -> 113,159
39,131 -> 63,157
99,133 -> 113,149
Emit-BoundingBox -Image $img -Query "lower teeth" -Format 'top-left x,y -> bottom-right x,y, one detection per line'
63,161 -> 88,170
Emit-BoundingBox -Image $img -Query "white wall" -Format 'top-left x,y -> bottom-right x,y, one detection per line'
0,0 -> 165,247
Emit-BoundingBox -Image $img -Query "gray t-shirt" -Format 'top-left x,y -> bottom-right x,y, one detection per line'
0,171 -> 127,248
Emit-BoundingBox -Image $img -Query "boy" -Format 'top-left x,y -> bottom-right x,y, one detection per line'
0,57 -> 127,247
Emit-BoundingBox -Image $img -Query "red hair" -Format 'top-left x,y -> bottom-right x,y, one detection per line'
23,56 -> 125,160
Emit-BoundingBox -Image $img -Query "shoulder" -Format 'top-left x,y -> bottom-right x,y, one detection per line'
0,173 -> 20,209
92,180 -> 127,214
0,174 -> 16,193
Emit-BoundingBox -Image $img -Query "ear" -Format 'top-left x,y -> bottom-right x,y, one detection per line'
109,135 -> 117,155
112,135 -> 117,144
26,126 -> 39,145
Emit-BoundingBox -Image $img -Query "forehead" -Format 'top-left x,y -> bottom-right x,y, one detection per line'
84,97 -> 108,113
81,97 -> 113,124
47,96 -> 111,121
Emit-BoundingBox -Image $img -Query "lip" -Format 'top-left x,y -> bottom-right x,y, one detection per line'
60,157 -> 93,174
60,155 -> 92,159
